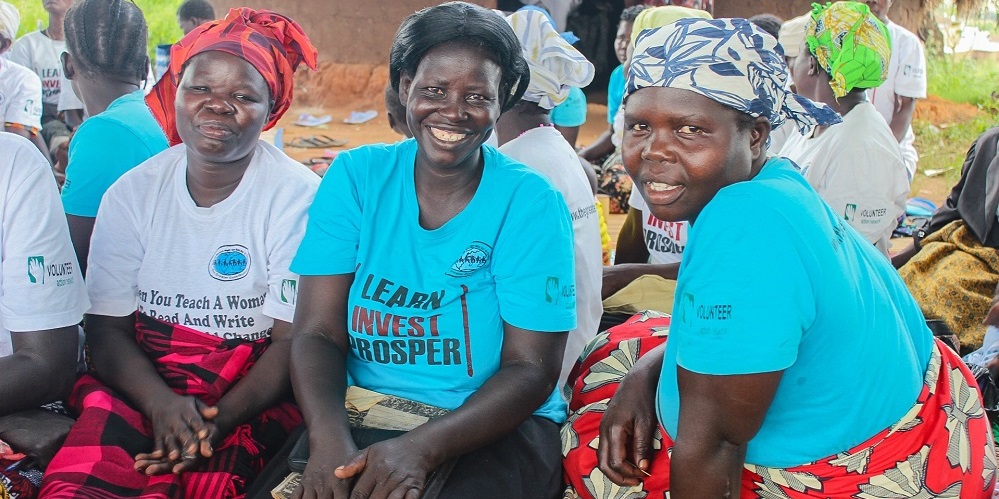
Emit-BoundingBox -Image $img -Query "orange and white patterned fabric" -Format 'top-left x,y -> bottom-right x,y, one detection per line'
562,312 -> 998,498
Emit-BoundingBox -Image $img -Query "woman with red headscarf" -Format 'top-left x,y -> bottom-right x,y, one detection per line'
40,7 -> 318,498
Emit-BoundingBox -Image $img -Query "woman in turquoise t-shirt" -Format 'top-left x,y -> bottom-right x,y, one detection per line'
561,16 -> 996,499
289,4 -> 577,499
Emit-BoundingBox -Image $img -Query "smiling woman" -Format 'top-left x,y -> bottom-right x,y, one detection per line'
562,17 -> 997,499
40,8 -> 322,499
287,3 -> 578,499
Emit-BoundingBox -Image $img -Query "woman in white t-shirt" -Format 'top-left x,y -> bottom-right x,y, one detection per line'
779,2 -> 908,258
494,9 -> 602,388
41,8 -> 319,498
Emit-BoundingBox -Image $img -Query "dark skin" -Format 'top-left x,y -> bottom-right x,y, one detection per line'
601,207 -> 680,299
89,51 -> 291,476
788,43 -> 867,139
60,50 -> 146,275
0,327 -> 78,467
291,42 -> 568,499
600,86 -> 780,497
579,20 -> 632,164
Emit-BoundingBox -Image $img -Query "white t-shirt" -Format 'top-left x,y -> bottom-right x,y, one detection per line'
868,21 -> 927,178
498,126 -> 602,383
0,59 -> 43,130
86,141 -> 320,340
778,102 -> 908,257
6,31 -> 70,108
0,132 -> 89,357
628,187 -> 687,265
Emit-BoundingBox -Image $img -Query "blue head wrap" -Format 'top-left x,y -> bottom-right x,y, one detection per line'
627,17 -> 842,134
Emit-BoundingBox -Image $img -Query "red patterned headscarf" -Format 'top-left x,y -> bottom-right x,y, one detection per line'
146,8 -> 318,145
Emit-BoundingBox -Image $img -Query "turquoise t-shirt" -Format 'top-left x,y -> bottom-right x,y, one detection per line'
657,157 -> 933,467
62,90 -> 168,217
291,139 -> 576,423
551,86 -> 587,128
607,64 -> 625,125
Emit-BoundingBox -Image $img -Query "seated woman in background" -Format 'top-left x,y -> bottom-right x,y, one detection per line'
563,17 -> 995,498
59,0 -> 168,276
779,1 -> 909,258
0,133 -> 89,499
494,8 -> 601,388
41,8 -> 319,498
895,126 -> 999,353
288,4 -> 575,498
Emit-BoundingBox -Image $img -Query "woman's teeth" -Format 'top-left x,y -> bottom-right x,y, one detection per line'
430,127 -> 468,142
646,181 -> 680,192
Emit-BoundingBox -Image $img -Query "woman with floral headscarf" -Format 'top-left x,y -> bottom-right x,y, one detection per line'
779,1 -> 909,259
562,16 -> 996,499
41,8 -> 318,498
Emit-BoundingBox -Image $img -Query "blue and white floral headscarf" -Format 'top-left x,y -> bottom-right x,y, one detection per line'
628,17 -> 842,134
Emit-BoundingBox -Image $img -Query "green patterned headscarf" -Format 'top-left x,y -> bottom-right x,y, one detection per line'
805,1 -> 891,98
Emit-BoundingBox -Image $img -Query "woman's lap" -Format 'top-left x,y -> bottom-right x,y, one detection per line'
562,313 -> 997,498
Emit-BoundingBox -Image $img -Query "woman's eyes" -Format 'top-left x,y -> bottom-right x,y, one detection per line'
678,125 -> 704,134
424,87 -> 445,97
628,122 -> 649,132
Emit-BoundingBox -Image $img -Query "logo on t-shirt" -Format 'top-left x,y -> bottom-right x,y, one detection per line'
843,203 -> 857,222
27,255 -> 44,284
680,292 -> 695,324
447,241 -> 491,278
209,245 -> 251,281
280,279 -> 298,305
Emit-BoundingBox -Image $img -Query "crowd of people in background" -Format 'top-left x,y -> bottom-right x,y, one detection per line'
1,0 -> 998,498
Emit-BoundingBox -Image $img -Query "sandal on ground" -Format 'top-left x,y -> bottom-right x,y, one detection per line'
287,135 -> 348,148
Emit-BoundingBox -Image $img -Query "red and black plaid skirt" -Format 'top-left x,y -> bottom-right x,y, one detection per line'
40,313 -> 300,499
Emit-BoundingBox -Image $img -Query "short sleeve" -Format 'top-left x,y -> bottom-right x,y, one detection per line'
674,192 -> 814,375
5,39 -> 31,69
291,152 -> 363,275
262,191 -> 315,323
2,70 -> 43,130
491,183 -> 577,332
62,118 -> 149,217
892,32 -> 927,99
1,137 -> 89,332
85,184 -> 145,317
550,87 -> 588,128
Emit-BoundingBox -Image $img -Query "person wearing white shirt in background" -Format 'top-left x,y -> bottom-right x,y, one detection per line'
780,2 -> 908,258
496,8 -> 601,387
864,0 -> 927,180
0,132 -> 89,496
5,0 -> 83,173
0,2 -> 48,161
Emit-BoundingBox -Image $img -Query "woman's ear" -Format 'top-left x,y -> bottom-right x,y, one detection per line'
807,55 -> 819,76
61,51 -> 76,80
750,116 -> 772,162
398,72 -> 413,107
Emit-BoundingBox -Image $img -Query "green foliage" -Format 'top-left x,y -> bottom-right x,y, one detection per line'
926,52 -> 999,106
913,53 -> 999,183
9,0 -> 184,56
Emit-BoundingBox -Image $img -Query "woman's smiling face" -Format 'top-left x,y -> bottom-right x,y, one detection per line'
622,86 -> 767,224
399,41 -> 503,173
175,51 -> 271,165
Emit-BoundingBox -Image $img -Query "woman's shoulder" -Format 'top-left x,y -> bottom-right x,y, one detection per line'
487,145 -> 563,197
112,144 -> 185,184
255,141 -> 321,188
